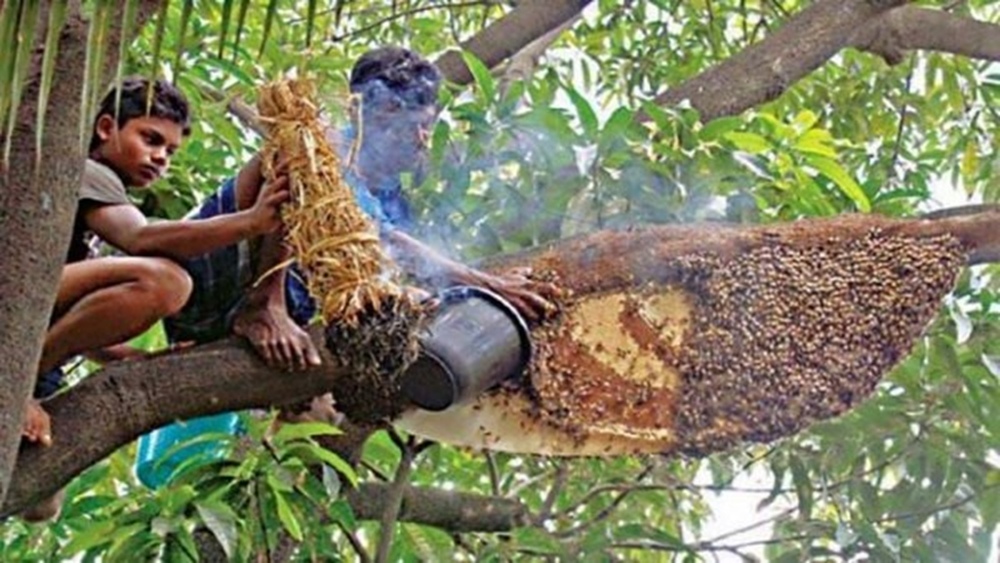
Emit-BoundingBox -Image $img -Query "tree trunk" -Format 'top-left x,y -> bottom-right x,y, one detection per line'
0,0 -> 162,508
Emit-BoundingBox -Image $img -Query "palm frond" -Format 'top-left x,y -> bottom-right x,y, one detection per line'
35,0 -> 71,166
0,0 -> 22,138
79,1 -> 114,152
259,0 -> 280,58
174,0 -> 194,72
149,0 -> 171,78
305,0 -> 318,47
218,0 -> 235,59
232,0 -> 252,63
3,0 -> 40,167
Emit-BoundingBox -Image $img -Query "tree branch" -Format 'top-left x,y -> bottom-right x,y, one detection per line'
851,5 -> 1000,65
346,483 -> 528,533
4,208 -> 999,516
2,331 -> 343,517
434,0 -> 593,85
647,0 -> 909,122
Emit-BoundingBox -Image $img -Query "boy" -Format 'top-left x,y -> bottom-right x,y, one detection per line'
164,46 -> 555,372
20,77 -> 291,520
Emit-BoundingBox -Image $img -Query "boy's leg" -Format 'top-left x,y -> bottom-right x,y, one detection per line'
230,157 -> 320,370
40,257 -> 193,374
20,257 -> 190,523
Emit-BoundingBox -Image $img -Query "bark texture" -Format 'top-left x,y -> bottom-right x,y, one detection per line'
434,0 -> 594,85
0,0 -> 163,507
649,0 -> 909,122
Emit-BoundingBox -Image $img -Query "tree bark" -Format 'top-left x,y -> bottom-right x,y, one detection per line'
850,5 -> 1000,65
647,1 -> 1000,122
647,0 -> 910,122
434,0 -> 593,85
0,0 -> 162,508
347,483 -> 528,533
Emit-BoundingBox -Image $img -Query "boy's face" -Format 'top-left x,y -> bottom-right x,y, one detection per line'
92,115 -> 184,188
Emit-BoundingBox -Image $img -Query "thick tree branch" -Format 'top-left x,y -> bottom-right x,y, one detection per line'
2,331 -> 342,517
4,208 -> 1000,516
851,5 -> 1000,65
648,0 -> 909,122
346,483 -> 528,533
434,0 -> 593,85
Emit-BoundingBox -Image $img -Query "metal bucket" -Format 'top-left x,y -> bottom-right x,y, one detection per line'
400,286 -> 532,411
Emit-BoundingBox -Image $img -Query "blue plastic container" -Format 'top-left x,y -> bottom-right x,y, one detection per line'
134,412 -> 242,489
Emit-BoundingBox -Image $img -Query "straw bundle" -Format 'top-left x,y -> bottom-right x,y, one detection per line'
256,78 -> 421,421
256,78 -> 408,325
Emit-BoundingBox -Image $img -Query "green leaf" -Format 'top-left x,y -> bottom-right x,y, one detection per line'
461,51 -> 496,102
194,500 -> 240,560
272,420 -> 342,444
79,0 -> 112,151
231,0 -> 251,62
0,0 -> 21,131
305,0 -> 318,48
699,116 -> 743,142
4,0 -> 39,166
804,154 -> 871,212
565,85 -> 598,137
724,131 -> 772,154
148,0 -> 170,77
283,442 -> 358,487
794,129 -> 838,158
272,490 -> 304,541
173,0 -> 194,72
217,0 -> 234,59
259,0 -> 280,58
60,519 -> 117,556
34,0 -> 69,165
789,456 -> 813,520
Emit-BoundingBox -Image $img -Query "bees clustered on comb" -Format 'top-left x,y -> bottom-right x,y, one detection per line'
257,78 -> 421,420
527,231 -> 966,456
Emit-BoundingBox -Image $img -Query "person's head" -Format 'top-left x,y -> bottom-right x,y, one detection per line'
89,77 -> 191,188
347,47 -> 441,190
350,46 -> 441,110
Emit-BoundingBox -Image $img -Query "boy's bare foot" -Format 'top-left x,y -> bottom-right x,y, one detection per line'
232,303 -> 321,370
22,399 -> 52,448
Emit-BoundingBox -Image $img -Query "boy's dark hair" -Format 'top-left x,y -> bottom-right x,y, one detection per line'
349,46 -> 441,108
88,77 -> 191,152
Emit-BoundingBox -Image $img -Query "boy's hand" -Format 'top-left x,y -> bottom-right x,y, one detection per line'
250,172 -> 291,235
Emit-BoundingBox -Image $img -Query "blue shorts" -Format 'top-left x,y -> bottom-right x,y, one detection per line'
163,178 -> 317,344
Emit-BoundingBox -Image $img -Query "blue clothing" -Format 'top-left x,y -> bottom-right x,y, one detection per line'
164,169 -> 406,345
34,367 -> 64,399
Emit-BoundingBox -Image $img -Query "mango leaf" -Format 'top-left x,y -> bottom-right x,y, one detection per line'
272,490 -> 304,541
804,154 -> 871,212
461,51 -> 496,102
194,500 -> 240,560
724,131 -> 771,154
272,420 -> 343,444
565,84 -> 599,137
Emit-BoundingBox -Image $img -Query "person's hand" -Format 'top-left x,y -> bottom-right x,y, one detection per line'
250,163 -> 291,235
474,266 -> 560,323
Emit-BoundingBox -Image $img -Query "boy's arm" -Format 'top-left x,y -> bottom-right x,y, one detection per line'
84,174 -> 289,260
383,229 -> 558,321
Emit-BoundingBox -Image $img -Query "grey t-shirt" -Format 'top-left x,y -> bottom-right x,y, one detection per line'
67,159 -> 132,263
